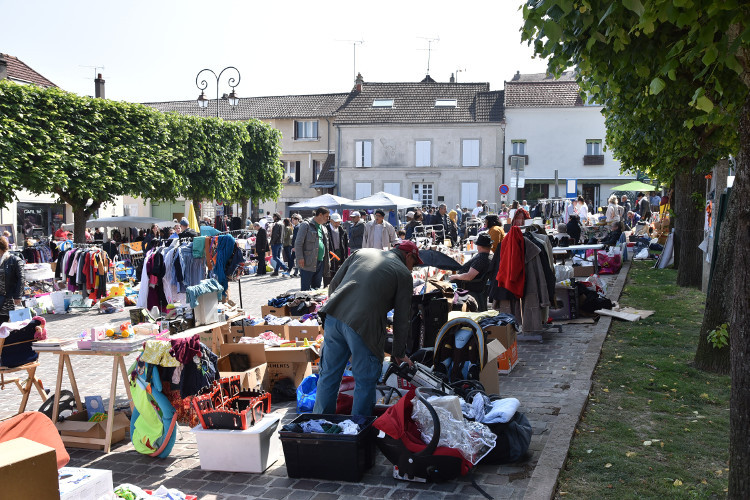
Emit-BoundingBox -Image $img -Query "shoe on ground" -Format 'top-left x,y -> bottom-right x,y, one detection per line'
282,272 -> 290,277
271,272 -> 279,276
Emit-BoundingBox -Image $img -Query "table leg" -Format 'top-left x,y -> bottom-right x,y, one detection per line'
103,356 -> 119,454
33,377 -> 46,400
118,357 -> 134,412
64,355 -> 84,412
18,365 -> 36,413
212,326 -> 223,353
51,354 -> 65,423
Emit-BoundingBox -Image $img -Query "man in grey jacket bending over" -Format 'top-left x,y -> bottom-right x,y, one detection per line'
313,241 -> 420,416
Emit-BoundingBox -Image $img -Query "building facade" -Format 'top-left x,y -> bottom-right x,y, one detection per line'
503,71 -> 634,209
334,75 -> 505,210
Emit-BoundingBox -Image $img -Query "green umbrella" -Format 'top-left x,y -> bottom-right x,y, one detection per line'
611,180 -> 658,192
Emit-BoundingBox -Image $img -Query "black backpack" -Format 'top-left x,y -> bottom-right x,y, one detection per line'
481,411 -> 533,463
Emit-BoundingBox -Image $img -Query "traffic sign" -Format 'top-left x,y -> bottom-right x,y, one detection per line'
499,184 -> 510,195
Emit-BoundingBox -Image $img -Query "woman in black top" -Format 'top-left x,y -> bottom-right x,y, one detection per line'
448,233 -> 492,311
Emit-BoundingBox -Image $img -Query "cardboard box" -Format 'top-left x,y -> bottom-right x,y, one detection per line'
573,264 -> 594,277
264,345 -> 320,389
218,343 -> 268,391
225,325 -> 253,343
286,324 -> 322,342
59,467 -> 114,500
194,292 -> 220,326
549,285 -> 578,321
192,415 -> 280,473
250,324 -> 287,339
479,339 -> 506,394
56,411 -> 130,450
0,438 -> 59,500
261,304 -> 291,317
484,325 -> 519,375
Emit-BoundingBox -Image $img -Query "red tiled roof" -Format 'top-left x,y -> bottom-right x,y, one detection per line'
1,53 -> 57,88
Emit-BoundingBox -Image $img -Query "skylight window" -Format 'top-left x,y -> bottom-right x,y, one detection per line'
373,99 -> 394,108
435,99 -> 458,107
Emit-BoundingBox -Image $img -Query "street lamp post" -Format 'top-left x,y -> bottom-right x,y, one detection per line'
195,66 -> 241,117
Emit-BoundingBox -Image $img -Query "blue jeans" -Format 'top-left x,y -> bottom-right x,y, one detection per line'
313,315 -> 382,416
270,244 -> 287,273
300,260 -> 324,291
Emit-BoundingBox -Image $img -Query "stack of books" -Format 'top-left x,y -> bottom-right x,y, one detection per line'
32,338 -> 76,351
90,337 -> 144,352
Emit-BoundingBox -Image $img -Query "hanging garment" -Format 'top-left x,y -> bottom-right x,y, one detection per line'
495,226 -> 526,299
499,236 -> 550,333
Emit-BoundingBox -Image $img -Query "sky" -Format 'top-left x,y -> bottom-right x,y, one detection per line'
0,0 -> 549,103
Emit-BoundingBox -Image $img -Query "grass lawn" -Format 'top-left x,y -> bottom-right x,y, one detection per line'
557,261 -> 730,499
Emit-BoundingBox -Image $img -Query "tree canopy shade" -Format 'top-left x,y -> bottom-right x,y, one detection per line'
0,80 -> 259,242
0,80 -> 186,241
520,0 -> 749,496
233,119 -> 284,218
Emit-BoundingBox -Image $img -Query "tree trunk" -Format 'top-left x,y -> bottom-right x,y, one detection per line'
192,199 -> 201,223
252,199 -> 260,221
240,197 -> 250,222
729,94 -> 750,499
673,166 -> 704,288
694,184 -> 734,374
72,207 -> 86,243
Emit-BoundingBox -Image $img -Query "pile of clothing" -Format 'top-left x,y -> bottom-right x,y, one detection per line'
267,291 -> 329,316
282,417 -> 366,436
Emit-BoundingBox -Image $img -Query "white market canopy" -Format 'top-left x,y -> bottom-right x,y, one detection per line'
64,216 -> 175,230
341,192 -> 421,211
288,194 -> 353,210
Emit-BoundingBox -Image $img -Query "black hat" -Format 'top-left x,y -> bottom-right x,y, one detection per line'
476,233 -> 492,248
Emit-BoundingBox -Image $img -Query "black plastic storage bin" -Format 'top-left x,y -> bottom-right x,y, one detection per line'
279,413 -> 377,482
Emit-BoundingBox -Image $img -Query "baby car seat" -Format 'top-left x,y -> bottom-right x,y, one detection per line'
432,318 -> 487,384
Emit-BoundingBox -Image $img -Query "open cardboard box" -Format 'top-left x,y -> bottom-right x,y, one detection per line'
264,343 -> 320,390
479,339 -> 506,394
261,304 -> 291,317
286,324 -> 322,342
250,324 -> 288,339
484,324 -> 519,375
218,343 -> 268,391
56,411 -> 130,450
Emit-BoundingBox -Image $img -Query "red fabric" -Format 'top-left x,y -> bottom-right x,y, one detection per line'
0,412 -> 70,469
373,389 -> 471,475
496,226 -> 526,298
335,376 -> 356,414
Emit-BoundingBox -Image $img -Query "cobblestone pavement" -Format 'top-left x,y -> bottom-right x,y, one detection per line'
0,269 -> 627,500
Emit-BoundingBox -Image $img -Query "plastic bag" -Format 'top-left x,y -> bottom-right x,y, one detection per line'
412,399 -> 496,465
296,374 -> 319,413
582,274 -> 607,295
554,265 -> 573,282
597,250 -> 622,274
635,248 -> 649,260
99,297 -> 124,314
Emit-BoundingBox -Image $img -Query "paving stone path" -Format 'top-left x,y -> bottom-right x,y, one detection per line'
0,266 -> 629,500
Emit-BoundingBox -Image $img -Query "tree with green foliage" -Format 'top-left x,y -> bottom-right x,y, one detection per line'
0,80 -> 184,242
233,119 -> 284,221
520,1 -> 749,496
165,113 -> 249,219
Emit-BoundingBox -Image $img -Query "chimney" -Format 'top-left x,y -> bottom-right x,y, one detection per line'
512,70 -> 520,81
354,72 -> 364,92
94,73 -> 105,99
450,72 -> 455,83
0,54 -> 7,81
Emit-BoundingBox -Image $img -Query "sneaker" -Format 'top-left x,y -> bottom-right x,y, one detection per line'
282,272 -> 290,278
270,272 -> 279,277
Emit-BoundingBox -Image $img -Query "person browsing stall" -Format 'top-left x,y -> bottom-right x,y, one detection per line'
253,222 -> 269,276
347,211 -> 366,253
0,237 -> 25,324
447,232 -> 492,311
313,241 -> 420,416
324,213 -> 349,286
363,209 -> 397,250
294,206 -> 331,291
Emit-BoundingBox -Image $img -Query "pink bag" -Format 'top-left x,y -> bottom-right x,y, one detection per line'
597,250 -> 622,274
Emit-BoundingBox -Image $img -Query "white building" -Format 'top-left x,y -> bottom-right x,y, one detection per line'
503,71 -> 634,209
334,74 -> 505,210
